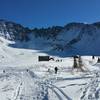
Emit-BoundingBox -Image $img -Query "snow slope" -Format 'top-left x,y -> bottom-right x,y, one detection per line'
0,36 -> 100,100
1,21 -> 100,99
0,58 -> 100,100
1,20 -> 100,56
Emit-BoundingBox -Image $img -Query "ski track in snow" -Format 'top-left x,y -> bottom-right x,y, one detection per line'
1,33 -> 100,100
80,71 -> 100,100
13,82 -> 23,100
1,63 -> 100,100
0,69 -> 97,100
51,84 -> 72,100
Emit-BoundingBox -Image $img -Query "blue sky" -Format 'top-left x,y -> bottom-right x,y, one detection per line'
0,0 -> 100,28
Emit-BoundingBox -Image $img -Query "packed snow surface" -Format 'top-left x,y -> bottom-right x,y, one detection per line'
0,37 -> 100,100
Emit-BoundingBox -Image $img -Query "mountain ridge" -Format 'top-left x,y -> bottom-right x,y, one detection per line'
0,19 -> 100,56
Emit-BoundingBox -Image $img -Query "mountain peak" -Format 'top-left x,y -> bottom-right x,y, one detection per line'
0,19 -> 30,41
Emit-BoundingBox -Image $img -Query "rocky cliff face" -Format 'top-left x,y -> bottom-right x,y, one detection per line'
0,19 -> 31,41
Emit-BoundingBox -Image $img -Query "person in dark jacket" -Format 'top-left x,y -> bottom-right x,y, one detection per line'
55,67 -> 58,74
3,70 -> 5,73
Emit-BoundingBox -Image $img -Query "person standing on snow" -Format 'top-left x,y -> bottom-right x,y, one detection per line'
3,70 -> 5,73
55,67 -> 58,74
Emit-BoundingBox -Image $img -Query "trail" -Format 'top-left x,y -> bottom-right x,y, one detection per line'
80,71 -> 100,100
51,84 -> 72,100
13,82 -> 23,100
15,71 -> 38,100
38,71 -> 72,100
48,86 -> 63,100
1,66 -> 97,100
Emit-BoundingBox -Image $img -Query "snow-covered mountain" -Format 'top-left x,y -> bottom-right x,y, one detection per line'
31,22 -> 100,56
1,20 -> 100,56
0,19 -> 30,41
56,22 -> 100,55
1,20 -> 100,100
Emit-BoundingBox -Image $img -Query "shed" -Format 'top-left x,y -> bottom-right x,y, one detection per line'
38,56 -> 50,61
